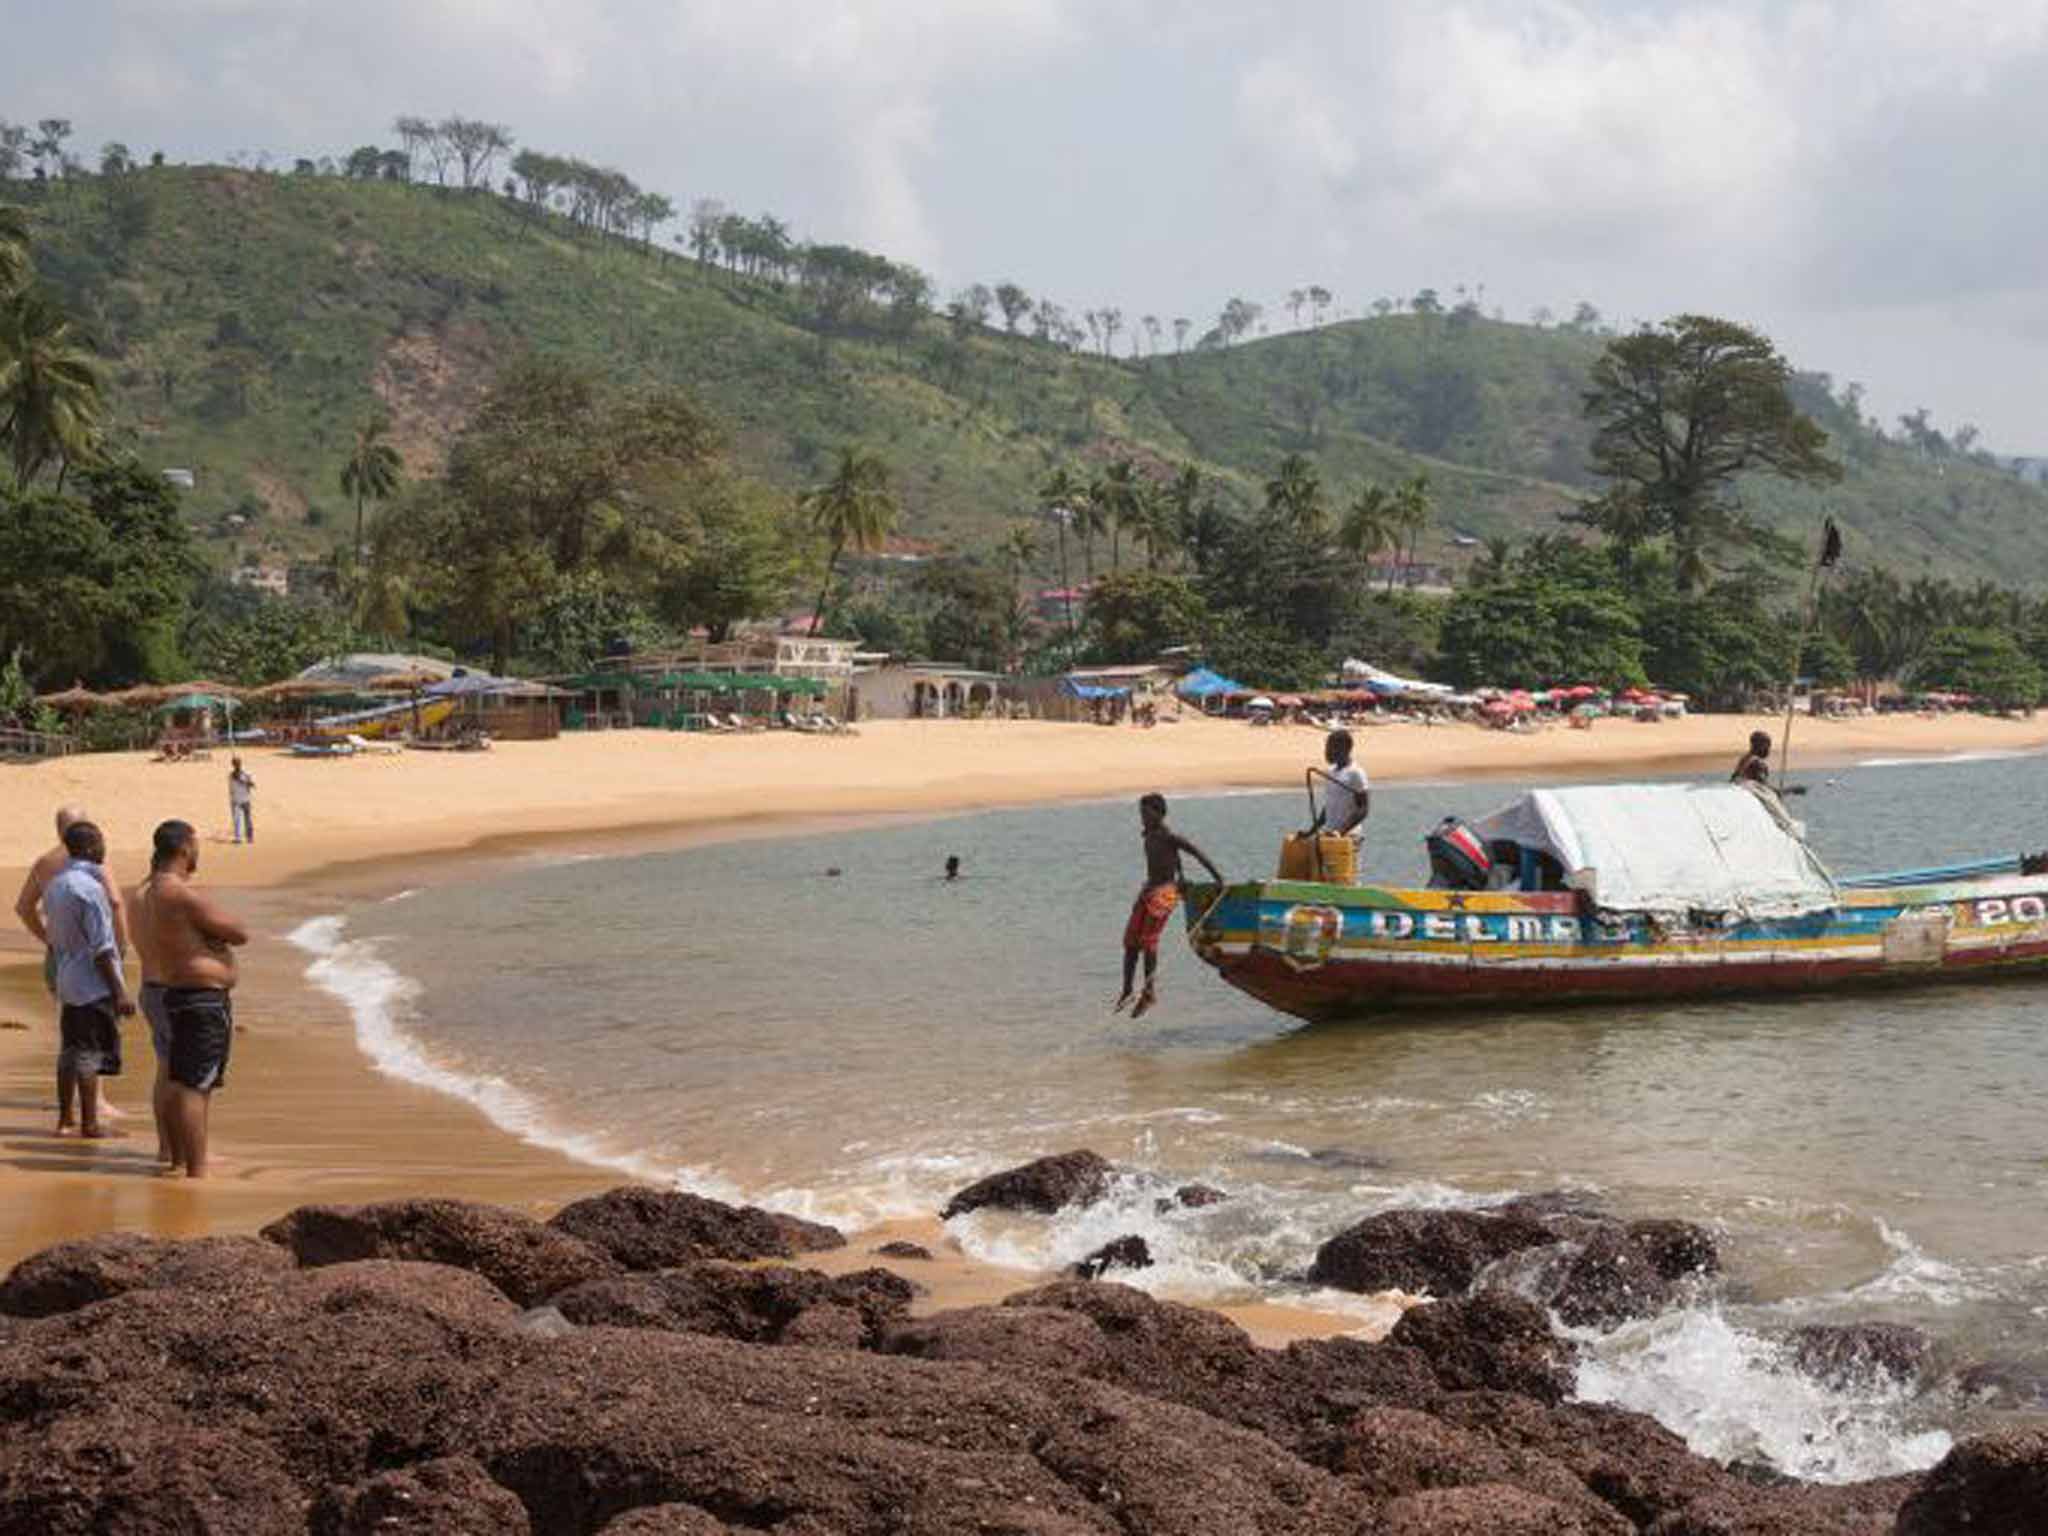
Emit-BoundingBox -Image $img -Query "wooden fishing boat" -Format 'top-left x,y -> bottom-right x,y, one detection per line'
1182,782 -> 2048,1021
307,697 -> 455,742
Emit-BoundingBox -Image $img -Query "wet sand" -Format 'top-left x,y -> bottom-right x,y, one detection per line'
2,711 -> 2041,1342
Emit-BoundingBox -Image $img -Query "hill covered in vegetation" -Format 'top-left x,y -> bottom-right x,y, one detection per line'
21,162 -> 2048,587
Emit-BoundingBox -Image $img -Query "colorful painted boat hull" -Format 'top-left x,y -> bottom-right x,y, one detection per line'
1182,876 -> 2048,1022
308,698 -> 456,741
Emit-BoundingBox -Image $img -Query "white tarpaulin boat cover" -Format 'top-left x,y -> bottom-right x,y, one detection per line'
1468,783 -> 1839,920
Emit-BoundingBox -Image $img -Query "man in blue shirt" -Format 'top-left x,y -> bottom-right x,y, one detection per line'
42,821 -> 136,1137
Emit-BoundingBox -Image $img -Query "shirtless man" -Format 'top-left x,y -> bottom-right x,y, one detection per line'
1115,793 -> 1223,1020
16,805 -> 129,995
1732,731 -> 1773,787
131,820 -> 247,1178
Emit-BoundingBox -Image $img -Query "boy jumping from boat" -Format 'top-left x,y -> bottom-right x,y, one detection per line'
1116,793 -> 1223,1019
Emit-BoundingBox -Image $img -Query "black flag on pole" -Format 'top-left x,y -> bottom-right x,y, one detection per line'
1819,517 -> 1842,569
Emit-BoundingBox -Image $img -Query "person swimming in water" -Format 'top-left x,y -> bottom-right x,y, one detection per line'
1116,793 -> 1223,1020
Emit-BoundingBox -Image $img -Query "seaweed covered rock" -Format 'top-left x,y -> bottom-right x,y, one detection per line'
1894,1428 -> 2048,1535
549,1187 -> 845,1271
1546,1228 -> 1677,1330
871,1240 -> 931,1261
597,1506 -> 738,1534
0,1422 -> 307,1536
883,1304 -> 1116,1376
1782,1322 -> 1933,1389
1624,1218 -> 1720,1282
1382,1484 -> 1620,1535
552,1263 -> 914,1349
0,1232 -> 292,1319
1389,1291 -> 1575,1403
263,1198 -> 617,1307
309,1455 -> 531,1535
1069,1234 -> 1152,1280
939,1149 -> 1114,1221
1307,1207 -> 1557,1297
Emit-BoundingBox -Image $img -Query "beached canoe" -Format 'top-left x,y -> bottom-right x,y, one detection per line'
1183,782 -> 2048,1020
308,697 -> 455,741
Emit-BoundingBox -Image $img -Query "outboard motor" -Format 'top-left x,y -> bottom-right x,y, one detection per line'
1426,817 -> 1493,891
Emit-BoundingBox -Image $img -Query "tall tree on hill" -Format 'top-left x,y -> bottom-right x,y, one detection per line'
0,288 -> 105,490
1264,453 -> 1326,536
339,415 -> 403,573
1038,466 -> 1082,649
1576,314 -> 1842,592
802,446 -> 896,637
440,118 -> 514,191
392,116 -> 432,181
995,282 -> 1030,333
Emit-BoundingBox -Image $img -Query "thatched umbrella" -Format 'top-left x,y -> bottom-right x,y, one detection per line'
34,684 -> 112,713
249,678 -> 341,701
364,670 -> 445,692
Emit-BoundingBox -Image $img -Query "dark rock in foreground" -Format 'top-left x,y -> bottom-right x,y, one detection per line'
262,1197 -> 618,1306
1547,1228 -> 1677,1330
1308,1207 -> 1557,1296
1070,1234 -> 1153,1280
552,1262 -> 915,1349
1625,1217 -> 1720,1281
311,1454 -> 533,1535
1173,1181 -> 1229,1208
1390,1291 -> 1576,1403
0,1186 -> 1960,1536
1784,1322 -> 1934,1389
1894,1426 -> 2048,1534
548,1186 -> 845,1271
0,1231 -> 292,1319
939,1148 -> 1114,1220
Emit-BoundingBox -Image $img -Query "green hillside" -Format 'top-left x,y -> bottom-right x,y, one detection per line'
23,165 -> 2048,585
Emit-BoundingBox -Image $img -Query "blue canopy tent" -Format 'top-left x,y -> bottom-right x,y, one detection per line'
1174,667 -> 1247,699
1058,676 -> 1130,701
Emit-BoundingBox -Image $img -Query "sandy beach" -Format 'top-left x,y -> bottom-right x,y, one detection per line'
4,708 -> 2044,1338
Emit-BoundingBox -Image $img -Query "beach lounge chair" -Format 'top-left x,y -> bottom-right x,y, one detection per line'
345,733 -> 403,756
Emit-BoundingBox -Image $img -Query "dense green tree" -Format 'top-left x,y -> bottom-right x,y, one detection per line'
396,358 -> 720,671
1437,568 -> 1644,690
0,461 -> 200,686
1340,482 -> 1399,581
339,414 -> 402,570
802,445 -> 896,636
1083,570 -> 1209,663
915,560 -> 1012,671
1914,626 -> 2042,711
1576,315 -> 1842,590
181,577 -> 354,685
653,471 -> 805,642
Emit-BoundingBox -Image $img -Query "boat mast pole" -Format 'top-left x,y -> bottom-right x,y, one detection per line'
1776,517 -> 1841,791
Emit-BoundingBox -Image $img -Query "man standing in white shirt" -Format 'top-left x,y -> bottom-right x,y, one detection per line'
228,757 -> 256,845
1315,730 -> 1370,849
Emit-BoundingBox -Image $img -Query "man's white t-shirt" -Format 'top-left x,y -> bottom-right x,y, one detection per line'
229,771 -> 253,807
1323,762 -> 1369,835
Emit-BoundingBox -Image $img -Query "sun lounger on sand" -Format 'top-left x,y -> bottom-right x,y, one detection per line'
345,733 -> 404,756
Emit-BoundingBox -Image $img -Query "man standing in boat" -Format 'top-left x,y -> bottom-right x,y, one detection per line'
1314,730 -> 1371,855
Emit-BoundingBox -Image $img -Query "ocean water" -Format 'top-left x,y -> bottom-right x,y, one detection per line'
292,750 -> 2048,1480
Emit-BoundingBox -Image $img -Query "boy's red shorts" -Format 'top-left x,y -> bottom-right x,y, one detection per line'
1123,883 -> 1181,954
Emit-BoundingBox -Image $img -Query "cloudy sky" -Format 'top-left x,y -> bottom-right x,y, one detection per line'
9,0 -> 2048,448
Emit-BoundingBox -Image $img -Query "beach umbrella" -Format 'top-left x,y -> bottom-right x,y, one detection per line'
1247,695 -> 1275,711
1275,694 -> 1304,709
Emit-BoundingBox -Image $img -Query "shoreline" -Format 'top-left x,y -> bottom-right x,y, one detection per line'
6,711 -> 2048,1342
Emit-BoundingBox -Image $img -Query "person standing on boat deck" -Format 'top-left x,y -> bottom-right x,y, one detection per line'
1117,794 -> 1224,1020
227,757 -> 255,844
1732,731 -> 1772,786
1315,730 -> 1371,851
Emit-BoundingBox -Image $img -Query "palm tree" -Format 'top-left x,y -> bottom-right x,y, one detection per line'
0,204 -> 30,296
1470,535 -> 1513,585
1000,522 -> 1039,658
1133,480 -> 1177,569
1038,465 -> 1082,650
802,445 -> 896,635
1264,453 -> 1326,536
339,415 -> 403,572
0,287 -> 105,491
1095,459 -> 1142,571
1074,485 -> 1106,579
1339,482 -> 1399,579
1393,473 -> 1433,591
